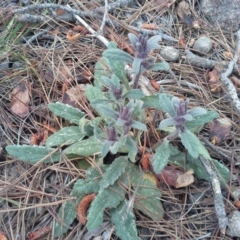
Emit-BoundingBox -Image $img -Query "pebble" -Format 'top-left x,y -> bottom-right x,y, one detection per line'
193,36 -> 212,54
160,46 -> 180,62
227,210 -> 240,237
12,61 -> 25,69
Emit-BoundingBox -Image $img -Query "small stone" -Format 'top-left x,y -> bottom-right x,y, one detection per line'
227,210 -> 240,237
12,61 -> 25,69
0,60 -> 10,70
193,36 -> 212,54
160,46 -> 180,62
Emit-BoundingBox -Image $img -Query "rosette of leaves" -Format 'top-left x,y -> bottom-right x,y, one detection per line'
152,93 -> 229,185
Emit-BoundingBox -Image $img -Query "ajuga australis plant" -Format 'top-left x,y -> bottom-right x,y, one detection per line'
6,33 -> 230,240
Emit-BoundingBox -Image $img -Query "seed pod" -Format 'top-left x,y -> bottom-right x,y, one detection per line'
77,193 -> 96,225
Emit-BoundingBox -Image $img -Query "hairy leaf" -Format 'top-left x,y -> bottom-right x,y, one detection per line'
48,102 -> 85,125
147,62 -> 170,72
122,89 -> 145,99
134,177 -> 163,221
103,49 -> 134,63
87,182 -> 125,230
54,200 -> 76,237
54,179 -> 100,237
159,93 -> 175,117
46,126 -> 85,147
110,200 -> 141,240
125,136 -> 138,162
63,136 -> 102,156
6,145 -> 61,164
185,110 -> 219,130
99,156 -> 128,192
142,94 -> 161,109
179,130 -> 199,159
152,139 -> 170,174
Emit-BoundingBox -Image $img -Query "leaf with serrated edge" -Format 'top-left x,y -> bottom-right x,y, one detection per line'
152,139 -> 170,174
54,179 -> 100,237
99,156 -> 128,192
48,102 -> 85,125
179,130 -> 199,159
134,177 -> 163,221
46,126 -> 85,147
110,200 -> 141,240
87,182 -> 125,230
63,136 -> 102,156
6,145 -> 61,164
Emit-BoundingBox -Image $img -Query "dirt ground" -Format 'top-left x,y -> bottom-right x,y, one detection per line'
1,0 -> 240,239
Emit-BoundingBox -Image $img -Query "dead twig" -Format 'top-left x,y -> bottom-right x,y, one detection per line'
220,30 -> 240,115
199,155 -> 228,235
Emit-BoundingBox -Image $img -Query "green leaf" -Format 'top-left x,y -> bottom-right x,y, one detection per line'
169,152 -> 230,186
46,126 -> 85,147
110,200 -> 141,240
85,85 -> 107,103
48,102 -> 85,125
122,89 -> 145,99
185,110 -> 219,130
142,94 -> 161,109
54,178 -> 100,237
134,177 -> 163,221
71,179 -> 100,198
99,156 -> 128,192
54,200 -> 76,237
87,182 -> 125,230
147,62 -> 170,72
94,57 -> 112,88
131,120 -> 147,131
103,49 -> 134,63
63,136 -> 102,156
6,145 -> 61,164
159,93 -> 175,117
104,44 -> 130,89
125,136 -> 138,162
152,139 -> 170,174
179,130 -> 199,159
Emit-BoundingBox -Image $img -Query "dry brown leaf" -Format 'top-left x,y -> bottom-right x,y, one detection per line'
10,81 -> 31,118
209,118 -> 232,144
0,231 -> 7,240
66,30 -> 81,41
62,84 -> 86,107
177,1 -> 194,25
157,166 -> 194,188
175,169 -> 194,188
140,23 -> 158,30
231,76 -> 240,87
209,83 -> 222,93
224,51 -> 233,59
30,133 -> 43,145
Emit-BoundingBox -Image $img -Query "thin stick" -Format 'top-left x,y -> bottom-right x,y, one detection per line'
99,0 -> 109,34
199,155 -> 228,235
220,30 -> 240,115
12,3 -> 89,18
